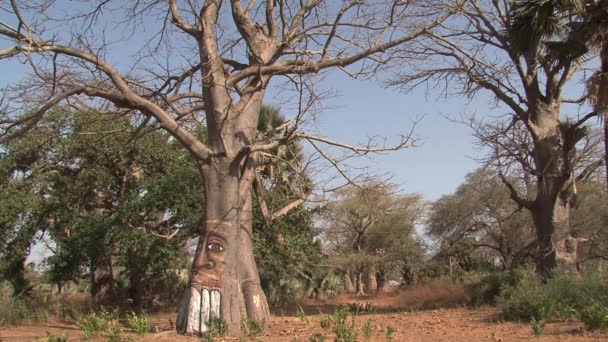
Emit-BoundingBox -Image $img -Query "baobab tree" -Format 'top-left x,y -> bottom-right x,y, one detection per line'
0,0 -> 456,336
388,0 -> 604,274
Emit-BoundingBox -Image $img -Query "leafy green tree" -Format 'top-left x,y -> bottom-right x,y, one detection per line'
321,184 -> 425,294
365,193 -> 426,290
571,180 -> 608,268
2,109 -> 201,305
252,105 -> 323,304
427,169 -> 536,271
0,110 -> 67,296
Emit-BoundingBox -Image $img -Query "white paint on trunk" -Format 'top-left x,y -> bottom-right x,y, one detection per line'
200,288 -> 210,333
176,287 -> 202,335
253,294 -> 260,308
210,289 -> 221,319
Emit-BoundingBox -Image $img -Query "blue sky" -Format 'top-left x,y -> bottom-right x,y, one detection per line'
265,69 -> 484,201
0,2 -> 491,204
0,54 -> 486,203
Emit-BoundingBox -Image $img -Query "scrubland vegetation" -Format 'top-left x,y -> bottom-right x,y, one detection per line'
1,0 -> 608,340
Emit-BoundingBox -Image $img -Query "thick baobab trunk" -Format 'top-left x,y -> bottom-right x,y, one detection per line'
91,255 -> 114,305
532,194 -> 577,274
529,101 -> 578,274
176,94 -> 271,335
238,194 -> 271,324
176,161 -> 243,336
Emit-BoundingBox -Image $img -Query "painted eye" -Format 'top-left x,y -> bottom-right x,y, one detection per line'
207,243 -> 224,252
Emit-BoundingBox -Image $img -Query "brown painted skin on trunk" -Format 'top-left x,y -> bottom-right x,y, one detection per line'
191,228 -> 227,289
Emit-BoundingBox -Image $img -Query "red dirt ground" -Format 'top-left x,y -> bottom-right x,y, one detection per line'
1,284 -> 607,341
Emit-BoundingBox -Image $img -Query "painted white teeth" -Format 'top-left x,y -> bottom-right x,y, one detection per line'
177,287 -> 222,335
210,289 -> 221,320
200,288 -> 210,333
177,287 -> 202,335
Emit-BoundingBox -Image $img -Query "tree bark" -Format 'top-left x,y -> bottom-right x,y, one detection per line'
604,111 -> 608,191
354,268 -> 365,296
91,255 -> 114,306
529,101 -> 579,274
176,95 -> 270,335
402,264 -> 417,287
344,270 -> 355,293
365,270 -> 377,293
238,193 -> 271,324
375,268 -> 386,294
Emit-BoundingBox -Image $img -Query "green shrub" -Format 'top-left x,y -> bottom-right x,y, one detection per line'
0,281 -> 47,325
297,305 -> 309,324
241,317 -> 264,335
332,308 -> 358,342
103,319 -> 122,342
127,311 -> 151,335
499,270 -> 608,334
347,302 -> 376,315
205,316 -> 228,341
362,318 -> 372,341
76,309 -> 121,340
465,270 -> 521,306
309,333 -> 326,342
320,314 -> 332,329
386,326 -> 395,341
36,332 -> 69,342
580,304 -> 608,330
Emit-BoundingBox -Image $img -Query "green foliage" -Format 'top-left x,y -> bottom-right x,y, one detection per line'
580,304 -> 608,330
530,306 -> 552,336
254,190 -> 324,306
347,302 -> 376,315
296,305 -> 309,324
1,110 -> 198,305
127,311 -> 151,336
362,318 -> 372,341
499,270 -> 608,334
0,281 -> 47,325
427,169 -> 535,275
385,326 -> 395,341
241,317 -> 264,335
76,309 -> 121,340
204,316 -> 228,342
309,333 -> 326,342
36,332 -> 69,342
302,270 -> 344,300
103,319 -> 122,342
331,308 -> 358,342
320,314 -> 332,329
465,270 -> 522,306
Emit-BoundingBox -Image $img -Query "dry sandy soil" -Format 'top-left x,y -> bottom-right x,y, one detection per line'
2,283 -> 607,341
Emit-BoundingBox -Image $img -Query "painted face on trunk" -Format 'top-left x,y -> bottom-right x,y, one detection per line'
191,229 -> 226,289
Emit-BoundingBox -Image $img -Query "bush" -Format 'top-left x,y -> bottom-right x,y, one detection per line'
127,311 -> 151,335
465,270 -> 521,306
76,309 -> 122,340
498,270 -> 608,334
241,317 -> 264,335
332,308 -> 358,342
580,304 -> 608,330
0,281 -> 47,325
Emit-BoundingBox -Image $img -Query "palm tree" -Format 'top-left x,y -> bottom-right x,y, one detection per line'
510,0 -> 608,188
580,1 -> 608,189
